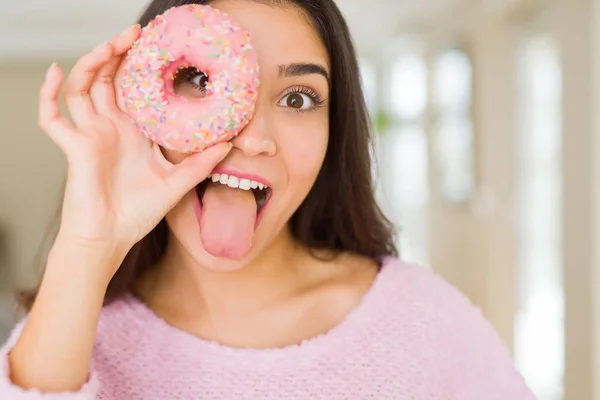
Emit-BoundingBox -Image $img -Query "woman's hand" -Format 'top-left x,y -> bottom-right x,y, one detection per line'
40,25 -> 231,277
5,25 -> 232,394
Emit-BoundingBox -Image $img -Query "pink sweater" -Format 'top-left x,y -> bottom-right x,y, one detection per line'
0,257 -> 536,399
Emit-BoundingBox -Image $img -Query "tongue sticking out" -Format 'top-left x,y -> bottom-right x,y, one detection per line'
199,183 -> 257,259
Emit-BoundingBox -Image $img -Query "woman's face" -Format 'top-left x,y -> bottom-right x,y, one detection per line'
130,0 -> 330,270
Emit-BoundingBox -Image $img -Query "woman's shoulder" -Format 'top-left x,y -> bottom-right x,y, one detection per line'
371,257 -> 534,396
355,256 -> 469,305
95,292 -> 150,340
374,256 -> 490,329
319,253 -> 487,328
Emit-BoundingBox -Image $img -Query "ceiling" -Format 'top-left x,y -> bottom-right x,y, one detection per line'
0,0 -> 480,61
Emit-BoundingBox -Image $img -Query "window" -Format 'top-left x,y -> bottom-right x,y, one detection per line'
376,51 -> 430,266
359,57 -> 377,115
514,35 -> 564,400
432,48 -> 475,204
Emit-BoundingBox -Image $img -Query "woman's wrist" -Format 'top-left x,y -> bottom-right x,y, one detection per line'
46,231 -> 129,288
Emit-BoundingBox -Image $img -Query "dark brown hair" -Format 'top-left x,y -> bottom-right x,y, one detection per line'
19,0 -> 397,310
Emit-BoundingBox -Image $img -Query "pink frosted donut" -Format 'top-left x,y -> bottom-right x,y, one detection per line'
120,4 -> 260,153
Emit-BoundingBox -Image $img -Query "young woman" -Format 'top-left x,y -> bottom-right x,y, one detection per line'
0,0 -> 536,398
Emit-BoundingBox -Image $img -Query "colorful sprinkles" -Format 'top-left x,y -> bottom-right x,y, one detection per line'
120,4 -> 260,153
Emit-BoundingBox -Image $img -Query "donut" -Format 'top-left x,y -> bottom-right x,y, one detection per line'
119,4 -> 260,153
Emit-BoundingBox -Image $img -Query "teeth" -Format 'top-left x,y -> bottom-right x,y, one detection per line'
207,173 -> 268,191
239,179 -> 252,190
227,176 -> 239,188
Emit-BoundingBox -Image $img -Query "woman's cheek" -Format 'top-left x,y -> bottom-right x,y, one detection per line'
286,126 -> 328,177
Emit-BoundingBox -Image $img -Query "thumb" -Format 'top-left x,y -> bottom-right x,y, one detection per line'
165,142 -> 232,199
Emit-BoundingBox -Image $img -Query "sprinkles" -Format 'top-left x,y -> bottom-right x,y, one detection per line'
120,4 -> 260,153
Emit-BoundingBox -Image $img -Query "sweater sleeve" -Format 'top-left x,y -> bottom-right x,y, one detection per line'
0,319 -> 100,399
434,282 -> 537,399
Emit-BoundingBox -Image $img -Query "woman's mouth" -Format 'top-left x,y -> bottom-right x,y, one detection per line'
194,172 -> 272,258
195,172 -> 273,219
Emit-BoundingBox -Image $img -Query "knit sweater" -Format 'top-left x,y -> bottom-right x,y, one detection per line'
0,257 -> 536,399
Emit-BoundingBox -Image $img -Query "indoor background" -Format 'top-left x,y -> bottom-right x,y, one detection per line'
1,0 -> 599,399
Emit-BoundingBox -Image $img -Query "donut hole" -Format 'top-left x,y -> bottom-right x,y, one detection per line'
172,66 -> 209,99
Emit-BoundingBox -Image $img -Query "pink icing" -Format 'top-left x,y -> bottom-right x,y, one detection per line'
120,4 -> 260,153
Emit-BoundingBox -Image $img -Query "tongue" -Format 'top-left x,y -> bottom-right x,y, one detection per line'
199,183 -> 257,259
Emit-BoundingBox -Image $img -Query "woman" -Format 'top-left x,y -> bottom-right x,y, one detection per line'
0,0 -> 536,398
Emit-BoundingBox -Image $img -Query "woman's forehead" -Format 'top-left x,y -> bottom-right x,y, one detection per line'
210,0 -> 329,73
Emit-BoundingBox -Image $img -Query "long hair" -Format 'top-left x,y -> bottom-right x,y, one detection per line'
19,0 -> 397,310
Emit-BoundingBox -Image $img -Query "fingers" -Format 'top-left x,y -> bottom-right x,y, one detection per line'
90,25 -> 142,115
165,143 -> 233,199
38,63 -> 77,152
62,42 -> 114,127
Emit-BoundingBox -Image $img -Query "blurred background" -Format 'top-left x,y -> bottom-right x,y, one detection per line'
0,0 -> 599,398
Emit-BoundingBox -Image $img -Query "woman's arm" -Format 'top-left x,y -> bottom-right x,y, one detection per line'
6,237 -> 119,394
1,21 -> 230,398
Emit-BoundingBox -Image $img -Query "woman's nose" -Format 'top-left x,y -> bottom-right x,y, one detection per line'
231,113 -> 276,157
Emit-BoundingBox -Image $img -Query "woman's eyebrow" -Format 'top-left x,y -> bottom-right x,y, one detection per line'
278,63 -> 330,85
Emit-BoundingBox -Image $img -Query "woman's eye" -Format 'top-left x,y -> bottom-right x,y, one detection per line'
191,73 -> 209,89
278,93 -> 313,110
173,67 -> 208,98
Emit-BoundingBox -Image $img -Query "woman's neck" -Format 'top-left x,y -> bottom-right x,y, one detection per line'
136,228 -> 318,329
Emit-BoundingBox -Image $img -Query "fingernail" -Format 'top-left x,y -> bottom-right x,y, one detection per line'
94,42 -> 109,52
46,62 -> 56,79
121,24 -> 140,36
